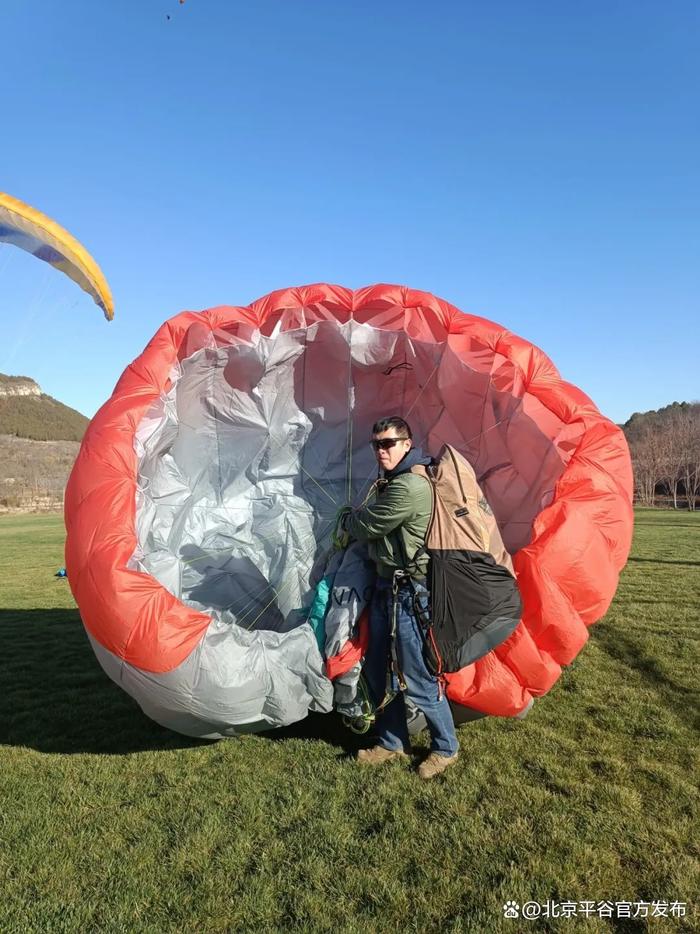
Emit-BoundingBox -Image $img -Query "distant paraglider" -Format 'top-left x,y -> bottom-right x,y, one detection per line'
0,192 -> 113,320
167,1 -> 185,17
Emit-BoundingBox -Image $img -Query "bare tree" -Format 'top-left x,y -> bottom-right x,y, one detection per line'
659,415 -> 686,509
625,401 -> 700,509
678,405 -> 700,510
629,426 -> 665,506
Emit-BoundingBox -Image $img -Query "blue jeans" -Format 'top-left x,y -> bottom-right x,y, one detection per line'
363,576 -> 459,757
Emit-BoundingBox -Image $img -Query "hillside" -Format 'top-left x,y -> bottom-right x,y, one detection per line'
0,374 -> 89,511
0,435 -> 81,510
0,374 -> 89,442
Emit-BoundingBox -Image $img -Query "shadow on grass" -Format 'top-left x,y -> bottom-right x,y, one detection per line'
592,622 -> 699,733
0,608 -> 213,755
627,557 -> 700,567
632,521 -> 699,529
265,711 -> 366,758
0,608 -> 363,756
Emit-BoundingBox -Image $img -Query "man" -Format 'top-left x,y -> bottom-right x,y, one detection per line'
345,416 -> 459,780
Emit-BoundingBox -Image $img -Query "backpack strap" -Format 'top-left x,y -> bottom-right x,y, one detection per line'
386,464 -> 435,580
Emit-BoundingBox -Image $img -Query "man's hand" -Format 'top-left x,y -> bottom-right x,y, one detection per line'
332,505 -> 353,550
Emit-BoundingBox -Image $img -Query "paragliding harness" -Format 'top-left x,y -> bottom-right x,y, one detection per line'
351,467 -> 454,690
340,478 -> 445,737
392,534 -> 448,685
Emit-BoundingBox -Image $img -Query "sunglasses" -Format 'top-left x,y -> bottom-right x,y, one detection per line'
370,437 -> 409,451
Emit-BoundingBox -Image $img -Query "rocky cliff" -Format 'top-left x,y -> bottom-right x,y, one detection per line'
0,374 -> 42,397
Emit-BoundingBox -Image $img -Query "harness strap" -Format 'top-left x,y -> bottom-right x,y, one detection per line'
390,571 -> 408,692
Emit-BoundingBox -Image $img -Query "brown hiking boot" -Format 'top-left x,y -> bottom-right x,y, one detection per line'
417,751 -> 459,780
357,745 -> 410,766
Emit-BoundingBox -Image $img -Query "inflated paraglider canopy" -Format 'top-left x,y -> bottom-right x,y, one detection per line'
0,192 -> 113,319
65,284 -> 633,738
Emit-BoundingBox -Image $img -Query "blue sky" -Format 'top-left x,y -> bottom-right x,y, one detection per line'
1,0 -> 698,423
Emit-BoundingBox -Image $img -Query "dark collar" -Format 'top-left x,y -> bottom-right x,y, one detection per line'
382,446 -> 432,480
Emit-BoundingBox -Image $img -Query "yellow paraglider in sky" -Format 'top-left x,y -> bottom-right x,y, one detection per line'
0,192 -> 113,320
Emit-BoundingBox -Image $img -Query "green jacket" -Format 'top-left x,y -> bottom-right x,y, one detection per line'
348,471 -> 433,580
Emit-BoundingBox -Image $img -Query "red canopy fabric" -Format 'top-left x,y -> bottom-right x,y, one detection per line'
65,283 -> 633,717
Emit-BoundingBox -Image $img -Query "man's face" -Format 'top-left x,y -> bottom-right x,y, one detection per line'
371,427 -> 412,472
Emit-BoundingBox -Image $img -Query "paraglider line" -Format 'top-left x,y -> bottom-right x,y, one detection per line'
244,511 -> 339,625
237,512 -> 340,630
405,353 -> 442,419
217,506 -> 338,625
0,242 -> 15,279
300,463 -> 338,507
464,416 -> 509,448
1,267 -> 54,371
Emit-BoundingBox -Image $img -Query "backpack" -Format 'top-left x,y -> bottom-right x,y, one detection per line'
404,444 -> 522,674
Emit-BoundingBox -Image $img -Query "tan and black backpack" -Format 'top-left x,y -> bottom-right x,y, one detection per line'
406,444 -> 522,674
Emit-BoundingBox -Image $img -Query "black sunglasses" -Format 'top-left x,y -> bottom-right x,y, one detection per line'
370,437 -> 409,451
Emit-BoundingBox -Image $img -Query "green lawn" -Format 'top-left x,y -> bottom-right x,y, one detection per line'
0,510 -> 698,932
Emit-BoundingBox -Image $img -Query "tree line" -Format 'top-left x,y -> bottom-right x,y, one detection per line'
623,402 -> 700,510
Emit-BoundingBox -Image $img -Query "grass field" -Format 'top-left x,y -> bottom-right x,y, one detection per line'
1,510 -> 698,932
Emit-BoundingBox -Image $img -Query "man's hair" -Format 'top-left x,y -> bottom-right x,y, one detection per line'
371,416 -> 412,439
